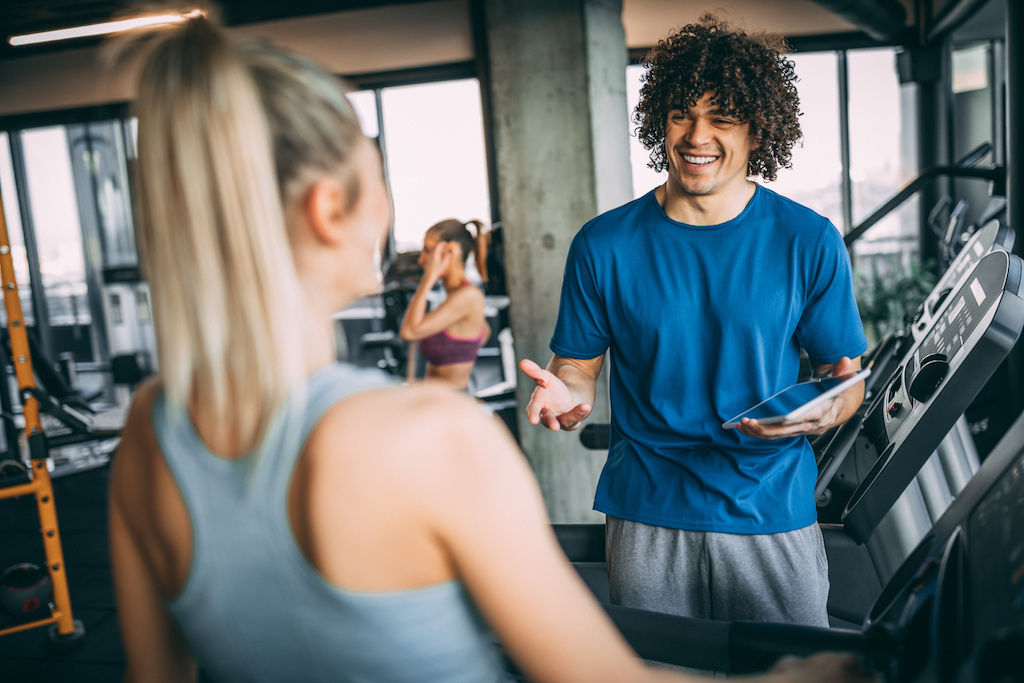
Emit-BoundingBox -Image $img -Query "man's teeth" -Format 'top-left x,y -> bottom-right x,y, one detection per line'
683,154 -> 716,165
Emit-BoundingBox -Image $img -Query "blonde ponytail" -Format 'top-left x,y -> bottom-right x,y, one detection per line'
134,16 -> 363,451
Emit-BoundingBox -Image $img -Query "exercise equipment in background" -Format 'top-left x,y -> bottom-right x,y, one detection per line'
0,185 -> 85,646
0,563 -> 52,619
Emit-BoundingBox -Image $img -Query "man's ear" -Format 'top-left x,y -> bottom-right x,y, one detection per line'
304,178 -> 348,246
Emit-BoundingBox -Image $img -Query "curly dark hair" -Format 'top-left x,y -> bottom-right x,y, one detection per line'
634,14 -> 801,182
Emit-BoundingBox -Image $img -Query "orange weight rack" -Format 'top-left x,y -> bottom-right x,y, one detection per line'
0,186 -> 84,644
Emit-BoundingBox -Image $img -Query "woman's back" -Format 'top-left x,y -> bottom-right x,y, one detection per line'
112,364 -> 507,682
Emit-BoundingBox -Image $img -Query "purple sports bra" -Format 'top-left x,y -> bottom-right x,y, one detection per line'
417,329 -> 484,366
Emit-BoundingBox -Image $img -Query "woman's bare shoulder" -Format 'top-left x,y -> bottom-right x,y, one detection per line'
113,378 -> 163,470
314,384 -> 498,454
304,383 -> 519,495
454,283 -> 486,305
109,377 -> 170,523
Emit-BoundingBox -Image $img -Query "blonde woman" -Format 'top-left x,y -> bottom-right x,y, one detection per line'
399,218 -> 489,390
108,14 -> 871,683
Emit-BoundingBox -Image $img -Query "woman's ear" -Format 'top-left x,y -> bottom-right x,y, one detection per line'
304,178 -> 348,246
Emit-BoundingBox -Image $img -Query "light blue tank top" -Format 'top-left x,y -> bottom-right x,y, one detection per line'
154,363 -> 508,683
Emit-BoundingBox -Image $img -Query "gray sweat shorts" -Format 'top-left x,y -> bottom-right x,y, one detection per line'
605,516 -> 830,627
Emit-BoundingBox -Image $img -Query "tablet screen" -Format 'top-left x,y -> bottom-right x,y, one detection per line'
722,368 -> 871,429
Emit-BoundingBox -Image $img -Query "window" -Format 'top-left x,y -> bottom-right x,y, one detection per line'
346,89 -> 380,139
951,42 -> 995,231
848,48 -> 919,256
20,126 -> 94,353
626,64 -> 666,198
379,79 -> 491,253
0,132 -> 34,322
765,52 -> 844,229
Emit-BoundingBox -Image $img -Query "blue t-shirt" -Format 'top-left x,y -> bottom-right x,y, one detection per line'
550,185 -> 867,534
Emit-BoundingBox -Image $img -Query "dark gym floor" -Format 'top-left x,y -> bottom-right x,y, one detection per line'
0,464 -> 124,682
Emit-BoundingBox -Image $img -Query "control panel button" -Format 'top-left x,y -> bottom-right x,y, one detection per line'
909,353 -> 950,402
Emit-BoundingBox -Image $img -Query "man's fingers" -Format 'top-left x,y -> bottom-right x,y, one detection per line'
540,408 -> 561,431
519,358 -> 550,387
832,356 -> 855,377
567,402 -> 592,423
525,393 -> 545,425
556,403 -> 592,431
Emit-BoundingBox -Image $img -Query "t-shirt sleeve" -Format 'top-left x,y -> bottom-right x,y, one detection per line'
549,229 -> 610,359
796,223 -> 868,364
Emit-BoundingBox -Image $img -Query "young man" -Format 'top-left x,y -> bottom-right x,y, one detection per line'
521,15 -> 867,627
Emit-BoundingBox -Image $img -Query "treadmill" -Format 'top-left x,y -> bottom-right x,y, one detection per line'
815,222 -> 1019,622
594,410 -> 1024,681
558,247 -> 1024,678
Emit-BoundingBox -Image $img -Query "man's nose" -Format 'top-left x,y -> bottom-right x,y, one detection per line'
684,117 -> 713,146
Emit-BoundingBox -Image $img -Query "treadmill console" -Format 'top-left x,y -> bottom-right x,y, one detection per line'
842,250 -> 1024,543
908,220 -> 1015,343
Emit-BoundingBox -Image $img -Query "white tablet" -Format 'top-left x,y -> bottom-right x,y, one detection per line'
722,368 -> 871,429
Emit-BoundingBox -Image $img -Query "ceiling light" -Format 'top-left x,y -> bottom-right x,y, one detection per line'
8,9 -> 205,47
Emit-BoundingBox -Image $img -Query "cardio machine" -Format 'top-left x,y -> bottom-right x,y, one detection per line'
559,240 -> 1024,678
580,409 -> 1024,681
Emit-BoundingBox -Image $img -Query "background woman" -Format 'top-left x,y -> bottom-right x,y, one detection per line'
108,14 -> 869,683
399,219 -> 490,390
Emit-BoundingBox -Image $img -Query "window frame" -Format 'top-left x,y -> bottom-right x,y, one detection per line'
0,61 -> 498,359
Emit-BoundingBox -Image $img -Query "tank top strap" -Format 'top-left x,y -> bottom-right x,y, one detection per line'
255,363 -> 396,504
279,363 -> 397,462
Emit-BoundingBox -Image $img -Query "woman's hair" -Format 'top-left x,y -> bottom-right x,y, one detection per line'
133,14 -> 364,450
634,13 -> 801,182
427,219 -> 489,283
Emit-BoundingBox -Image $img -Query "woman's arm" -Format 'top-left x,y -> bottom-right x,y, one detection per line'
424,403 -> 652,682
399,284 -> 484,341
110,495 -> 197,683
109,397 -> 197,683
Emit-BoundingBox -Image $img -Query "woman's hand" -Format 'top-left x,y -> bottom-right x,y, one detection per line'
423,242 -> 453,283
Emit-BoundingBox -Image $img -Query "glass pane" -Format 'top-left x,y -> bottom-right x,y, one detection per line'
764,52 -> 843,229
0,132 -> 35,323
127,117 -> 138,157
380,79 -> 491,253
21,126 -> 93,359
951,43 -> 993,229
67,121 -> 138,268
952,44 -> 988,94
626,63 -> 667,198
347,89 -> 379,139
849,48 -> 918,228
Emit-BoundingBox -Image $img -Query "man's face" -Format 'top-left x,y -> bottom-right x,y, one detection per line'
663,92 -> 757,199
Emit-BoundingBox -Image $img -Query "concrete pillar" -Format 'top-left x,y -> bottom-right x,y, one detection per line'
480,0 -> 632,522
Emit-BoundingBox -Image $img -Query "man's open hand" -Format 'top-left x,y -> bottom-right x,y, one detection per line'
520,359 -> 593,431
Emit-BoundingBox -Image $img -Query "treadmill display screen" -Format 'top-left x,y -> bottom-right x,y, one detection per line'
968,449 -> 1024,639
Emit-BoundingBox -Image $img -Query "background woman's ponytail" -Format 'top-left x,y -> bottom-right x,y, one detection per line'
465,219 -> 489,284
133,15 -> 363,451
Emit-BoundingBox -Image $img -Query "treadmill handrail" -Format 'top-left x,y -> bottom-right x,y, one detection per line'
845,164 -> 1004,248
603,601 -> 887,674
